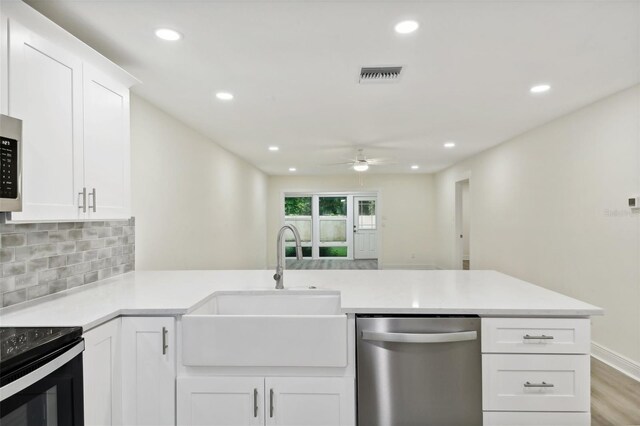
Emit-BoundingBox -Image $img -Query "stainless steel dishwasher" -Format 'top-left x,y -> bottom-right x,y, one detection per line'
356,315 -> 482,426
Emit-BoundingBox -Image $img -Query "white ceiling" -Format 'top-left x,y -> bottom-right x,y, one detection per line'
25,0 -> 640,175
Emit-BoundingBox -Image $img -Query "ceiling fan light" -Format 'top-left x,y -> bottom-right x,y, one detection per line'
353,163 -> 369,172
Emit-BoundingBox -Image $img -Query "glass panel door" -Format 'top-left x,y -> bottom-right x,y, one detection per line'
353,197 -> 378,259
318,196 -> 349,258
284,196 -> 312,258
283,194 -> 356,260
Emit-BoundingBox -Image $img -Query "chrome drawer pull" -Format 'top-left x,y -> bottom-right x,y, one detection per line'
524,381 -> 554,388
523,334 -> 554,340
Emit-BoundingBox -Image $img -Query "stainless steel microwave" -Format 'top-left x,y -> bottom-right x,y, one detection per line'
0,114 -> 22,212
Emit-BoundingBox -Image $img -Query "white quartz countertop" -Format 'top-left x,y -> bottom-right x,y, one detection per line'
0,270 -> 602,331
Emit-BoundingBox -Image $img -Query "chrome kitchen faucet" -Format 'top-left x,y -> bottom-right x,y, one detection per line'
274,225 -> 303,289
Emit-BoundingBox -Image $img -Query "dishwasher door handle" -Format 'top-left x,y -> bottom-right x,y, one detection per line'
361,330 -> 477,343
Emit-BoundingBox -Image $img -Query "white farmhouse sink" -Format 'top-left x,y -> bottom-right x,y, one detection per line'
181,290 -> 348,367
192,290 -> 342,315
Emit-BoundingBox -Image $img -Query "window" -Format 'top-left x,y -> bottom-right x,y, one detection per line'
357,199 -> 376,230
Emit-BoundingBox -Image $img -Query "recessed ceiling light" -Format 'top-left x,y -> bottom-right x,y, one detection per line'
289,167 -> 297,172
394,20 -> 419,34
444,142 -> 456,148
530,84 -> 551,94
411,165 -> 419,170
215,91 -> 234,101
155,28 -> 181,41
268,146 -> 279,151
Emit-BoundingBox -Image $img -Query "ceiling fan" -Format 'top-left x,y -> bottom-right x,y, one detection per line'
345,149 -> 394,172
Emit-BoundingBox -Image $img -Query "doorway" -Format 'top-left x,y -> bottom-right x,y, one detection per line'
353,196 -> 378,259
283,192 -> 378,268
455,179 -> 470,270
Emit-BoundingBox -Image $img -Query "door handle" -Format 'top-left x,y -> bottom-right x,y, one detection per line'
162,327 -> 168,354
88,188 -> 97,212
78,187 -> 87,213
361,330 -> 477,343
269,388 -> 274,418
253,388 -> 258,418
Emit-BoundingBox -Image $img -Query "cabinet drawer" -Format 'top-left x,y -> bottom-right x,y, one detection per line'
482,354 -> 590,412
484,411 -> 590,425
482,318 -> 590,354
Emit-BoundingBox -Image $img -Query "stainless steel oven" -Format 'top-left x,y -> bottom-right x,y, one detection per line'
0,114 -> 23,212
0,327 -> 85,426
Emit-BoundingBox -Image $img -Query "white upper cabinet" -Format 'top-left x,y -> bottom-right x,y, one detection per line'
83,64 -> 131,219
7,20 -> 84,221
1,2 -> 137,222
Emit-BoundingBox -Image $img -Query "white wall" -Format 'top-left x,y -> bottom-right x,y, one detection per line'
267,174 -> 436,269
434,85 -> 640,365
462,180 -> 470,260
131,95 -> 268,270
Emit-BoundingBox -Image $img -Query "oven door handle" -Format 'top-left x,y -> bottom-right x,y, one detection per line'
361,330 -> 477,343
0,340 -> 85,401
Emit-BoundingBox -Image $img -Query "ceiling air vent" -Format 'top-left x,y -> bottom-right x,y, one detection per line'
359,66 -> 403,84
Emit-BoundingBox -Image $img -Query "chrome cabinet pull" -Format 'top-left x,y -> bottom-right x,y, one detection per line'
88,188 -> 97,212
253,388 -> 258,418
162,327 -> 168,355
269,389 -> 274,418
523,334 -> 554,340
524,381 -> 554,388
78,187 -> 87,213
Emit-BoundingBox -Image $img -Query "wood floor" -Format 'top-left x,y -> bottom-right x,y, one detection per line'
592,357 -> 640,426
285,259 -> 378,270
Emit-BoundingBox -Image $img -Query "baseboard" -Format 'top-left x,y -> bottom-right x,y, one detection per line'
380,264 -> 436,270
592,341 -> 640,382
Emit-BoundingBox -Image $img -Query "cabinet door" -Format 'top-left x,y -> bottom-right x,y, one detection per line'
83,318 -> 122,426
177,376 -> 264,426
121,317 -> 175,426
7,19 -> 84,221
265,377 -> 355,426
83,64 -> 130,220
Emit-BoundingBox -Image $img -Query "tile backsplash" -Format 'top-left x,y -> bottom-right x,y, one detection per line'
0,216 -> 135,307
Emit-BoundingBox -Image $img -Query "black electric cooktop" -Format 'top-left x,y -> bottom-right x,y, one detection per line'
0,327 -> 83,383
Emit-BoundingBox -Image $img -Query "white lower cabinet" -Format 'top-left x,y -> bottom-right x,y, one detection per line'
83,318 -> 122,426
121,317 -> 176,426
481,317 -> 591,426
177,376 -> 354,426
177,377 -> 264,426
265,377 -> 354,426
482,354 -> 590,412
